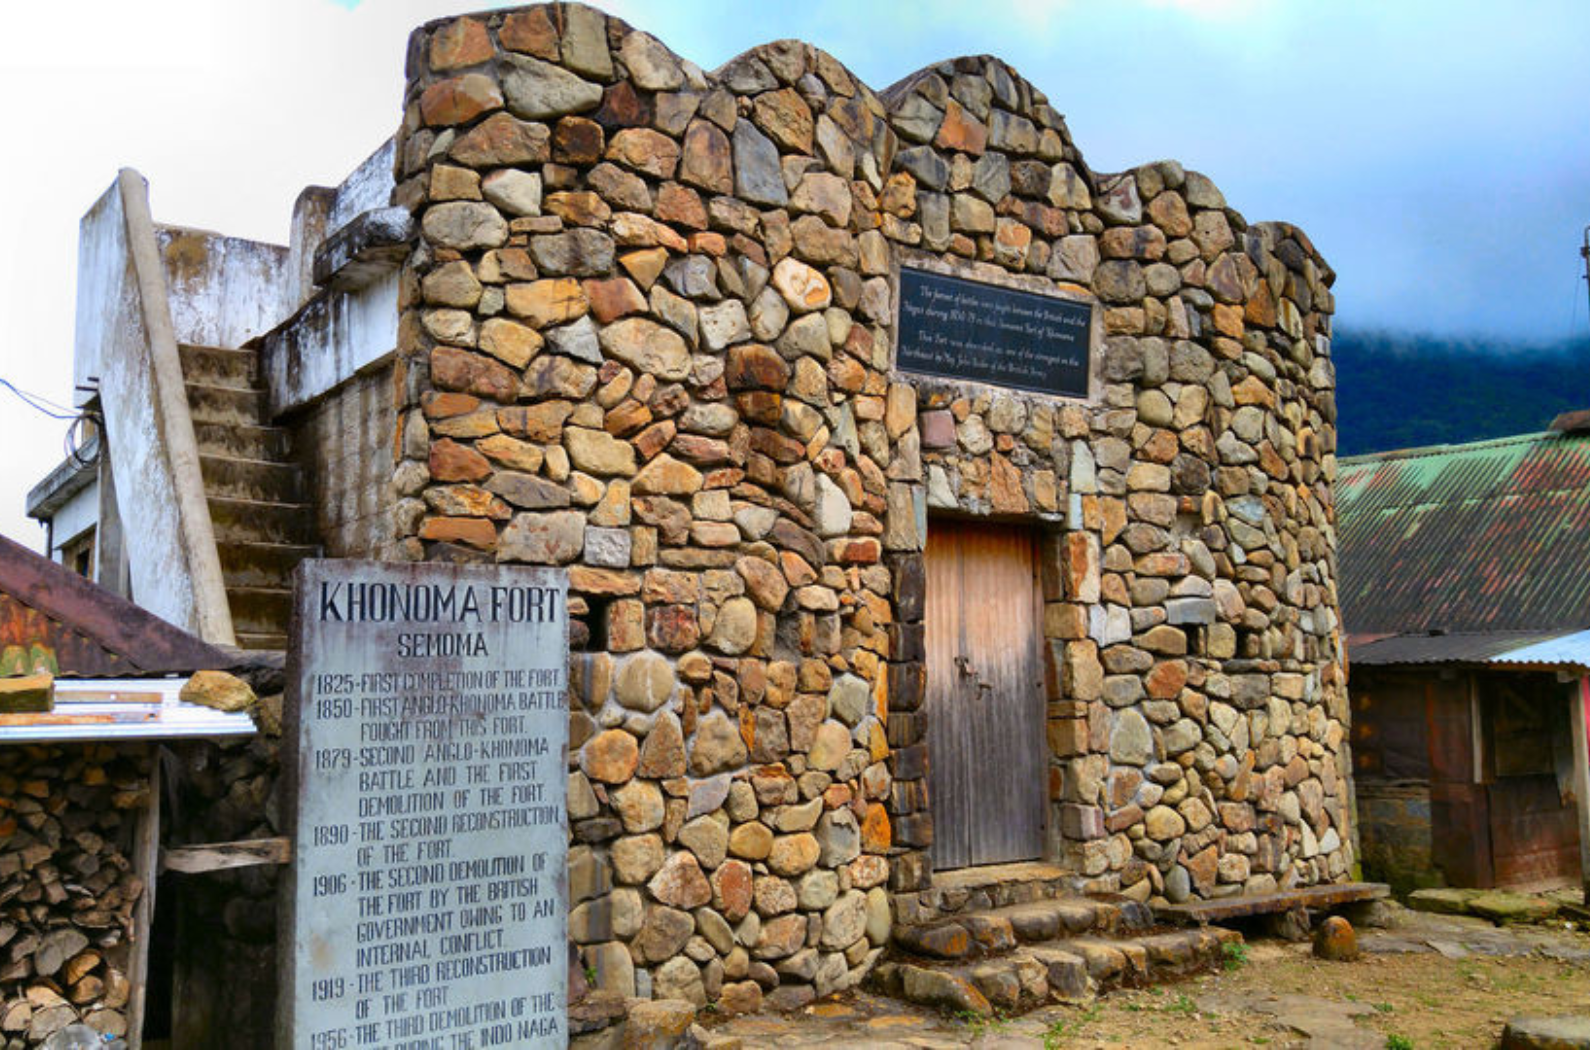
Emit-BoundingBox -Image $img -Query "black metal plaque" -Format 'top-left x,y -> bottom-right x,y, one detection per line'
896,267 -> 1093,398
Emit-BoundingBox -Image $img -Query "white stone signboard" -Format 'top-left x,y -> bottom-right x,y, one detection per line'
279,560 -> 568,1050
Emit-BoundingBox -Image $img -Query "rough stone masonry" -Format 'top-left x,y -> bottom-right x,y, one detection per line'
387,2 -> 1349,1015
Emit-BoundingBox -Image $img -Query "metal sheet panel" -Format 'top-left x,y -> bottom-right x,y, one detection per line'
1337,431 -> 1590,636
1347,630 -> 1570,667
0,532 -> 235,676
1488,776 -> 1583,888
0,678 -> 256,743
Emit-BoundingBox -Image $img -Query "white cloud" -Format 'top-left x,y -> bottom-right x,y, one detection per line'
0,0 -> 1585,552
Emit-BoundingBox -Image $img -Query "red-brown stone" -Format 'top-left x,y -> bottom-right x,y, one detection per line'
498,400 -> 574,442
1146,660 -> 1189,700
430,346 -> 518,403
428,438 -> 492,482
552,116 -> 606,164
689,231 -> 727,256
582,729 -> 639,784
725,345 -> 790,391
735,392 -> 782,425
603,399 -> 652,437
752,87 -> 813,154
429,17 -> 493,71
633,420 -> 678,461
671,433 -> 733,466
421,391 -> 480,419
654,182 -> 707,230
679,120 -> 733,195
498,7 -> 558,59
934,99 -> 987,155
418,515 -> 497,549
419,74 -> 503,127
835,538 -> 881,564
990,454 -> 1029,513
711,859 -> 754,922
647,604 -> 700,653
606,128 -> 681,180
1312,916 -> 1359,961
449,113 -> 551,168
581,277 -> 646,323
648,852 -> 712,910
593,81 -> 652,130
860,802 -> 891,852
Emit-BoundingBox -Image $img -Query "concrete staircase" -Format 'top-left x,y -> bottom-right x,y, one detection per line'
178,343 -> 318,650
877,893 -> 1240,1015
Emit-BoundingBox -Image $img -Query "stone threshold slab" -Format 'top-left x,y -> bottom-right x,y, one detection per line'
1153,881 -> 1389,925
930,861 -> 1072,894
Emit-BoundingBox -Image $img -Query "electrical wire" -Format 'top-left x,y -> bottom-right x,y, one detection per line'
0,377 -> 77,421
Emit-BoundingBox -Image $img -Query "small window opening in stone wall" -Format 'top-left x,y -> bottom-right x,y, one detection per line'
580,597 -> 612,652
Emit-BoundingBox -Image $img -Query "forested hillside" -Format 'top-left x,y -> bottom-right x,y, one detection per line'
1330,329 -> 1590,457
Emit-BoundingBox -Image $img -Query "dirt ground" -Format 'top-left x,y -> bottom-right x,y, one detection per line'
712,906 -> 1590,1048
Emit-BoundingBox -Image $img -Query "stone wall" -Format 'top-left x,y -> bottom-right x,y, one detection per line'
291,366 -> 397,558
389,1 -> 1349,1012
1355,781 -> 1435,894
874,62 -> 1350,910
0,744 -> 149,1046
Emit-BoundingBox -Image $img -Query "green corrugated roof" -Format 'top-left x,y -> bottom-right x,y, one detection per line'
1336,430 -> 1590,636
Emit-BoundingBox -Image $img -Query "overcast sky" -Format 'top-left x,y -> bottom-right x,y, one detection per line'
1,0 -> 1587,550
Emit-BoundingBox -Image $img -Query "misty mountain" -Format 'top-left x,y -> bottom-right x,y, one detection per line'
1330,328 -> 1590,458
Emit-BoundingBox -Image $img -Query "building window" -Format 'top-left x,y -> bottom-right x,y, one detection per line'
59,529 -> 95,580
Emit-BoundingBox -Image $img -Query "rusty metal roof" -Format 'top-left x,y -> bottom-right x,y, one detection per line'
0,532 -> 236,677
1336,430 -> 1590,638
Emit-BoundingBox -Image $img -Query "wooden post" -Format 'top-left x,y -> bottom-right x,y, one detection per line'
125,746 -> 161,1050
1572,678 -> 1590,902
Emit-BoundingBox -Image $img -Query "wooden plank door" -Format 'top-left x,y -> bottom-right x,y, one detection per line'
925,519 -> 1045,870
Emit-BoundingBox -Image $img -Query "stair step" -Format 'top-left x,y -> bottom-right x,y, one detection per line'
193,422 -> 289,460
877,925 -> 1241,1016
208,497 -> 317,546
200,454 -> 306,503
892,897 -> 1151,962
227,586 -> 293,636
178,344 -> 259,389
186,382 -> 266,426
217,541 -> 320,590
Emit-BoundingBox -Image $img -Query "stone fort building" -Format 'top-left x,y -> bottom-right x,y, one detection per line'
29,1 -> 1352,1025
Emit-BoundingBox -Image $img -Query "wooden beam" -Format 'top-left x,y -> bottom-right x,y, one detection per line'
126,747 -> 160,1050
1571,678 -> 1590,902
160,837 -> 292,874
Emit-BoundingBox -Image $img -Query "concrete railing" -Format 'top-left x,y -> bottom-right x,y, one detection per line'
73,170 -> 235,645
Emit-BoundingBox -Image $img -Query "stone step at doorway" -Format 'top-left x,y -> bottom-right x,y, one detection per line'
876,894 -> 1242,1015
178,343 -> 319,650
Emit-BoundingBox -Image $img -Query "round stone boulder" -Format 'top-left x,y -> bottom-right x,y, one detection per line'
615,650 -> 674,712
1312,915 -> 1359,961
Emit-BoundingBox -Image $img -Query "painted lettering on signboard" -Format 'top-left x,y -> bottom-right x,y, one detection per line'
281,560 -> 569,1050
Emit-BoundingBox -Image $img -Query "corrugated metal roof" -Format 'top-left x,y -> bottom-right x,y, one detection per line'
1490,628 -> 1590,672
1346,630 -> 1574,666
1336,431 -> 1590,636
